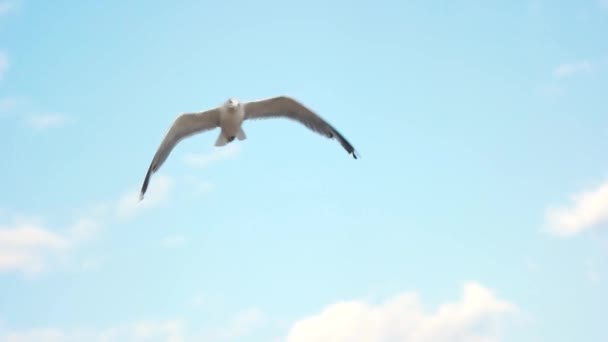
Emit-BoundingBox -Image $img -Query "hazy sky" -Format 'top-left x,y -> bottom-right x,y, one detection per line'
1,0 -> 607,341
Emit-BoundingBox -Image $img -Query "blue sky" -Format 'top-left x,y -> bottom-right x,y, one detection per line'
1,0 -> 607,341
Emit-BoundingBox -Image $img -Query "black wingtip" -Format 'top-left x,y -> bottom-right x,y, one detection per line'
328,127 -> 359,161
139,165 -> 154,202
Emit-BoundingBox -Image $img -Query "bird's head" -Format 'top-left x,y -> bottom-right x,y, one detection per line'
225,97 -> 239,109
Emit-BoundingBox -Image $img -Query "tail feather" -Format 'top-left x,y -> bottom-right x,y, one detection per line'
236,128 -> 247,141
215,133 -> 228,147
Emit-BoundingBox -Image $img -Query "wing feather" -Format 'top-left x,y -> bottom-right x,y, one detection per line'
140,108 -> 221,199
243,96 -> 358,158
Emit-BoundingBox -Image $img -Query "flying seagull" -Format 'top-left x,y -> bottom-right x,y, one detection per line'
139,95 -> 359,200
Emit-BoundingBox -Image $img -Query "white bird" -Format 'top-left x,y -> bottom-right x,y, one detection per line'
139,95 -> 359,200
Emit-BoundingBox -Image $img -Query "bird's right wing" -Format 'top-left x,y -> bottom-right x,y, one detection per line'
140,108 -> 221,199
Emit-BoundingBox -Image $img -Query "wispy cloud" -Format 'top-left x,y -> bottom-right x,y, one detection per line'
26,113 -> 68,129
220,308 -> 266,340
183,175 -> 214,195
182,143 -> 242,168
0,51 -> 8,81
0,215 -> 100,276
524,256 -> 540,272
1,173 -> 176,276
190,293 -> 206,307
0,98 -> 64,126
0,171 -> 182,276
0,319 -> 186,342
161,234 -> 186,248
131,319 -> 185,341
115,174 -> 174,219
545,180 -> 608,237
0,309 -> 270,341
189,307 -> 271,341
586,261 -> 599,284
113,143 -> 230,217
0,97 -> 19,115
536,84 -> 564,98
1,97 -> 69,130
79,255 -> 105,271
285,282 -> 517,342
553,61 -> 593,78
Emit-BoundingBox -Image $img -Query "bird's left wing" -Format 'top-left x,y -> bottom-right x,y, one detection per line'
140,108 -> 221,200
243,96 -> 359,159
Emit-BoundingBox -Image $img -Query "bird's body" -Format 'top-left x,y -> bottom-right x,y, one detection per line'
216,98 -> 246,146
139,95 -> 358,200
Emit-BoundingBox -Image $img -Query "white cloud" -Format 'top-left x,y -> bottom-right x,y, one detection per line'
0,51 -> 8,81
26,113 -> 68,129
0,219 -> 68,275
0,173 -> 174,275
0,220 -> 68,250
161,234 -> 186,248
220,308 -> 266,340
545,180 -> 608,237
115,174 -> 174,219
0,308 -> 276,341
285,282 -> 517,342
132,319 -> 185,342
191,307 -> 269,341
1,328 -> 67,342
115,141 -> 240,217
553,62 -> 593,78
182,143 -> 241,168
66,218 -> 100,243
0,311 -> 268,342
0,319 -> 185,342
0,98 -> 70,129
0,215 -> 99,275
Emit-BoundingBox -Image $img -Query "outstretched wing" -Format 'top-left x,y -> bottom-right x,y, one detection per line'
140,108 -> 221,200
243,96 -> 358,158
